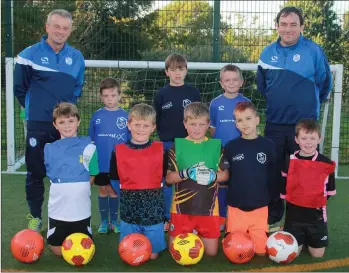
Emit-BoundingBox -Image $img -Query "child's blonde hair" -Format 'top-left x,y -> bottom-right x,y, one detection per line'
220,64 -> 243,81
184,102 -> 209,122
128,103 -> 156,124
165,53 -> 188,70
53,102 -> 80,122
295,118 -> 321,137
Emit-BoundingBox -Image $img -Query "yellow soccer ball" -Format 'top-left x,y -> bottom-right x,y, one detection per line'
61,233 -> 95,266
170,233 -> 204,265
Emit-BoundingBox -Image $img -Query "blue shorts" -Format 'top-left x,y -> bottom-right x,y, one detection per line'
119,220 -> 166,254
110,180 -> 120,197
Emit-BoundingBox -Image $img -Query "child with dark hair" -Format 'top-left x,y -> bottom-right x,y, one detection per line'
89,78 -> 130,234
281,118 -> 336,258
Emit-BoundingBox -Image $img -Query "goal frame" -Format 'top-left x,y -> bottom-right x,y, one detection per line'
4,58 -> 345,179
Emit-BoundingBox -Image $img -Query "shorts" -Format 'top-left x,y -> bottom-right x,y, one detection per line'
47,217 -> 92,246
169,213 -> 220,239
94,172 -> 110,186
119,220 -> 166,254
283,220 -> 328,248
110,180 -> 120,197
226,206 -> 268,254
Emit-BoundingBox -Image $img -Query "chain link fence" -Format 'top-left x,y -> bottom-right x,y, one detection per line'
1,0 -> 349,173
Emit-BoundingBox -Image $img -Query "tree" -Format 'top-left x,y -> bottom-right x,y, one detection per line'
143,1 -> 235,57
72,0 -> 154,60
130,1 -> 252,106
7,0 -> 155,60
223,14 -> 273,62
11,0 -> 77,55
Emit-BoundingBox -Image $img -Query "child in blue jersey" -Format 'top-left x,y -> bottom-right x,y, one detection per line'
109,104 -> 167,260
209,64 -> 249,231
44,103 -> 98,256
89,78 -> 130,234
154,53 -> 201,231
223,102 -> 276,255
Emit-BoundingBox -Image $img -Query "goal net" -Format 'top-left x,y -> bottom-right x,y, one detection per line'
3,59 -> 346,178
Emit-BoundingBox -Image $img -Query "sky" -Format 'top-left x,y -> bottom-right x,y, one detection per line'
151,1 -> 349,29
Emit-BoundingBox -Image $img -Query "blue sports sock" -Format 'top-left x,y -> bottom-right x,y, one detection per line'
218,187 -> 228,218
164,183 -> 172,221
109,196 -> 119,223
98,196 -> 109,222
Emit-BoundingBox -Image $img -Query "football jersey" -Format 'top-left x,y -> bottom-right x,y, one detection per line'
281,151 -> 336,223
89,108 -> 130,173
44,136 -> 98,221
167,138 -> 228,216
224,136 -> 276,211
210,93 -> 250,146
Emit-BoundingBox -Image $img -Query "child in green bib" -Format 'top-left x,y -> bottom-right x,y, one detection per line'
166,102 -> 229,257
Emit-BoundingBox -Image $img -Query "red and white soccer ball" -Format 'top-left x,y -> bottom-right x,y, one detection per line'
266,231 -> 299,264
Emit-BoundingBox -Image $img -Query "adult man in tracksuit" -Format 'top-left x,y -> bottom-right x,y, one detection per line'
14,9 -> 85,232
257,6 -> 332,232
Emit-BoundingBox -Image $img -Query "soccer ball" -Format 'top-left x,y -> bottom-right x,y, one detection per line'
11,229 -> 44,263
118,233 -> 152,266
222,232 -> 255,264
61,233 -> 95,266
266,231 -> 299,264
170,233 -> 204,266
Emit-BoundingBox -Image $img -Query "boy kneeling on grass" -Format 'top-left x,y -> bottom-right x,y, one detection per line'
281,118 -> 336,258
45,102 -> 98,256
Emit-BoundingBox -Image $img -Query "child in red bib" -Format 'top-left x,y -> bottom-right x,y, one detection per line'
281,119 -> 336,258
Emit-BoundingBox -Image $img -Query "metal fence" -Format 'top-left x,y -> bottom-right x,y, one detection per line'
2,0 -> 349,173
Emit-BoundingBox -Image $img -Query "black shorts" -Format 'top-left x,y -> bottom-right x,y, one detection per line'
283,220 -> 328,248
47,217 -> 92,246
94,172 -> 110,186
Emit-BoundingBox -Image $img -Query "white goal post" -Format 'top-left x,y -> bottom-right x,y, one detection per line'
4,58 -> 345,179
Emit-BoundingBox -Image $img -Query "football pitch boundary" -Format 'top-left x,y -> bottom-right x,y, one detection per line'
2,257 -> 349,272
241,256 -> 349,272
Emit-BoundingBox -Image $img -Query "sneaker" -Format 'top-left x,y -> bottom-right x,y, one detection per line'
268,222 -> 282,233
98,220 -> 109,234
27,214 -> 42,233
110,221 -> 120,233
164,220 -> 170,232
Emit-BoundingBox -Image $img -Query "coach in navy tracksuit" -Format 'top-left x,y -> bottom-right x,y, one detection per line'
256,6 -> 332,230
14,9 -> 85,232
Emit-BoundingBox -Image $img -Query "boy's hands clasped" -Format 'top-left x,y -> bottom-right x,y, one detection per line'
179,162 -> 217,185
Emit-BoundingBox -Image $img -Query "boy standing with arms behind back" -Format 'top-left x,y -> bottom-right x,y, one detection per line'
154,53 -> 201,230
209,64 -> 250,230
89,78 -> 130,234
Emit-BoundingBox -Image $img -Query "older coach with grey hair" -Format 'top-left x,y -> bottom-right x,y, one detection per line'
14,9 -> 85,232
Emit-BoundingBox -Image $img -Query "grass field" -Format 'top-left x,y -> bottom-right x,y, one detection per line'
1,171 -> 349,272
